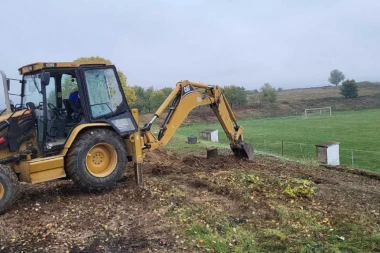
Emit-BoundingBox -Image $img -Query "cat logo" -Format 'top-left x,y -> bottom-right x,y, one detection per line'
182,84 -> 195,98
184,85 -> 190,93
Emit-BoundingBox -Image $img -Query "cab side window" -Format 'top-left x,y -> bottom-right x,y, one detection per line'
61,74 -> 78,103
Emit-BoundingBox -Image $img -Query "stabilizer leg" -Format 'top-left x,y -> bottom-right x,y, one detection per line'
134,163 -> 143,186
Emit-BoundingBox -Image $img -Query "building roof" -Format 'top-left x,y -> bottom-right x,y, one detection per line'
200,129 -> 218,133
315,141 -> 340,147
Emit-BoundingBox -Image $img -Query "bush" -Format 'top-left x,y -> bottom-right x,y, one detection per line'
259,83 -> 277,103
340,79 -> 358,98
282,179 -> 316,198
223,85 -> 248,107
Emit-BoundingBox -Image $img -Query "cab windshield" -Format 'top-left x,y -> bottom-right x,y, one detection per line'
22,73 -> 43,108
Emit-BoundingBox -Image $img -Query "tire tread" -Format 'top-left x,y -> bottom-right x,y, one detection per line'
65,128 -> 126,191
0,165 -> 20,214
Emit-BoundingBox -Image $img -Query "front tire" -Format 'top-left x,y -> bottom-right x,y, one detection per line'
0,165 -> 19,214
65,128 -> 127,191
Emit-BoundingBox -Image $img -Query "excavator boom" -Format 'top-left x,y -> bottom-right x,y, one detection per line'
141,80 -> 254,160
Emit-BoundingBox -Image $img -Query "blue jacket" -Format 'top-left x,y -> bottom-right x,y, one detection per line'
69,90 -> 79,104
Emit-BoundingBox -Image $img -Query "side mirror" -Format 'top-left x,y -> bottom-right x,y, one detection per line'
41,72 -> 51,86
6,79 -> 10,91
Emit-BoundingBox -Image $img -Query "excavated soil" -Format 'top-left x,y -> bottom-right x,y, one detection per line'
0,149 -> 379,252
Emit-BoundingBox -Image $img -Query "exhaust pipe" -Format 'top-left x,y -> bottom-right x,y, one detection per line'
0,70 -> 12,114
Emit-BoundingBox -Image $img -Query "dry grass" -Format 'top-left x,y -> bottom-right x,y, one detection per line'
277,84 -> 380,102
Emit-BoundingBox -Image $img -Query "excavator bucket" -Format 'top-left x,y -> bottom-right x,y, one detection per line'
231,142 -> 254,160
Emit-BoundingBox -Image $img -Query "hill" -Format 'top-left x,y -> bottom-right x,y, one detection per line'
275,82 -> 380,114
182,82 -> 380,122
278,82 -> 380,101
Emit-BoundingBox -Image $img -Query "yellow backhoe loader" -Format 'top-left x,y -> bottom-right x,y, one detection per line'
0,62 -> 253,213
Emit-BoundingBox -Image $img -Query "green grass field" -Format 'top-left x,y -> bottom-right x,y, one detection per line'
166,109 -> 380,173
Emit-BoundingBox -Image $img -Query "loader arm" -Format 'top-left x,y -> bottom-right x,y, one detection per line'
140,80 -> 253,159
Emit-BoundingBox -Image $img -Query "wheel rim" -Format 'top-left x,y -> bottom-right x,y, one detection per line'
0,182 -> 4,200
86,143 -> 118,177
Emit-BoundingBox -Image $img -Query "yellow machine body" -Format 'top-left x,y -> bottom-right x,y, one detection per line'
0,61 -> 253,214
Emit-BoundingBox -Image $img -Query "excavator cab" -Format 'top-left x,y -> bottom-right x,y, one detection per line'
17,63 -> 138,154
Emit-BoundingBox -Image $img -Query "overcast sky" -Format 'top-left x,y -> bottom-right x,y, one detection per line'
1,0 -> 379,93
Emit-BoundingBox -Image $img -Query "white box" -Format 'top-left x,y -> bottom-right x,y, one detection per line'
316,142 -> 340,166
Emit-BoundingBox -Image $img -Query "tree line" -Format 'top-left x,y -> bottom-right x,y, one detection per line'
129,82 -> 280,113
63,57 -> 365,114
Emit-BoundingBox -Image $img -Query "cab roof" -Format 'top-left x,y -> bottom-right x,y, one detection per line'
18,61 -> 111,75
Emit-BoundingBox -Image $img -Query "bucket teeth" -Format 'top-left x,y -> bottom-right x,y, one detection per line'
231,142 -> 254,160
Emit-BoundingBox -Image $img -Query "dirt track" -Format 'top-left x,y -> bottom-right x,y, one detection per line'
0,149 -> 379,252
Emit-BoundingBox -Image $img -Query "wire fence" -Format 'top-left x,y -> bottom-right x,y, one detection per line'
166,136 -> 380,173
243,137 -> 380,173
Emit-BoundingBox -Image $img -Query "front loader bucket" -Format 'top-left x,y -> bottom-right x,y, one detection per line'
231,142 -> 254,160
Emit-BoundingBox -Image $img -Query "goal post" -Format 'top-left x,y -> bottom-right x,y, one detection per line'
304,107 -> 332,119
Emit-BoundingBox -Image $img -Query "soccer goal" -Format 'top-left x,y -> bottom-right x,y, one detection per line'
304,107 -> 332,119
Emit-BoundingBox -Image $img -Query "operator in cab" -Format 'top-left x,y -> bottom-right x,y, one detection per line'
69,88 -> 79,104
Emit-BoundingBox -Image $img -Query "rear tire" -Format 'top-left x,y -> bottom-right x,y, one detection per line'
65,128 -> 127,191
0,165 -> 19,214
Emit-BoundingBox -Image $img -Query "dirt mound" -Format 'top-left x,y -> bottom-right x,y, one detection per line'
145,150 -> 243,175
144,148 -> 183,175
182,154 -> 239,171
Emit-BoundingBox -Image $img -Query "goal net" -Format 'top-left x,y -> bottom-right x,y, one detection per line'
304,107 -> 332,119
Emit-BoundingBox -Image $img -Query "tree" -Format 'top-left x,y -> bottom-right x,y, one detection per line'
340,79 -> 358,98
132,85 -> 147,112
73,56 -> 137,105
223,85 -> 248,108
132,86 -> 173,113
259,82 -> 277,103
160,87 -> 173,97
151,90 -> 167,110
143,87 -> 155,112
328,69 -> 345,86
248,94 -> 258,105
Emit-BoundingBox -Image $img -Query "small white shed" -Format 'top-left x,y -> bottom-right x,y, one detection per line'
316,141 -> 340,166
200,129 -> 219,142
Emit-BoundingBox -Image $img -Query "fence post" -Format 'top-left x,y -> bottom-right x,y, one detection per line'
351,150 -> 354,168
281,141 -> 284,156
